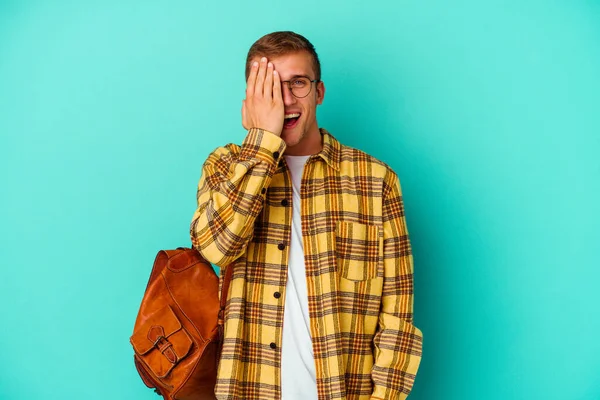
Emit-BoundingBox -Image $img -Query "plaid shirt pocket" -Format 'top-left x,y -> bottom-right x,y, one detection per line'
335,221 -> 382,281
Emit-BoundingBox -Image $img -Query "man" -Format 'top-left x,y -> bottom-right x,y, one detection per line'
190,31 -> 422,400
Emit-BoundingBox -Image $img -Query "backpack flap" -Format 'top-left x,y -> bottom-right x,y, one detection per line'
131,305 -> 193,379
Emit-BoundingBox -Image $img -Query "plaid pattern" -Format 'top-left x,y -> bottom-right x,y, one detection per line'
191,128 -> 423,400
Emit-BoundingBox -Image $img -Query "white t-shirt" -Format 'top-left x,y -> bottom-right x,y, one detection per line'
281,155 -> 318,400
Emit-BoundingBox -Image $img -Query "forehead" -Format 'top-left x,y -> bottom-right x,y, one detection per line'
250,51 -> 315,80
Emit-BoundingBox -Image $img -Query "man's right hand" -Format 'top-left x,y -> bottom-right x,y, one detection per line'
242,57 -> 284,136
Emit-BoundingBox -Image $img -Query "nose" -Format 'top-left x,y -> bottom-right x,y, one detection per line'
282,83 -> 296,106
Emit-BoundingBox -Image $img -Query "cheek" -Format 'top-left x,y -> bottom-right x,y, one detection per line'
301,101 -> 315,117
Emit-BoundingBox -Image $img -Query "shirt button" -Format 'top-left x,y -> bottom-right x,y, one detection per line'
273,151 -> 280,159
277,243 -> 285,251
273,291 -> 281,299
270,342 -> 277,349
281,199 -> 288,206
261,188 -> 266,194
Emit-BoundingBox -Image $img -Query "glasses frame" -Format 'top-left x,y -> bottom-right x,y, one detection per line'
280,76 -> 320,98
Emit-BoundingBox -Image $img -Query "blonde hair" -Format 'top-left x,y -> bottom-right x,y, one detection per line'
245,31 -> 321,81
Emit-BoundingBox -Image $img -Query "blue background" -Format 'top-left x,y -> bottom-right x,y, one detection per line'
1,1 -> 599,399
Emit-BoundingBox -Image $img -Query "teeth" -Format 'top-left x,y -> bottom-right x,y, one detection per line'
284,113 -> 300,119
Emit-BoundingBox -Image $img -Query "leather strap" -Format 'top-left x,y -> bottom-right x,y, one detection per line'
218,262 -> 234,328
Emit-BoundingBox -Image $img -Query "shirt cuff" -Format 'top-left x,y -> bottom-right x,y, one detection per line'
239,128 -> 286,166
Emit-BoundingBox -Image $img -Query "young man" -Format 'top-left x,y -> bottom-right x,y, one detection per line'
191,31 -> 422,400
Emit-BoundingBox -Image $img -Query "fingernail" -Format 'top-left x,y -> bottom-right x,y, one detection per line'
268,62 -> 273,68
261,57 -> 267,62
253,61 -> 258,67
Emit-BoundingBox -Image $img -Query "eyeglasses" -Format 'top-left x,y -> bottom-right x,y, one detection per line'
281,76 -> 320,98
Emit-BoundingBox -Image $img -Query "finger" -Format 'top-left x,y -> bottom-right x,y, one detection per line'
264,62 -> 274,99
272,69 -> 282,103
246,61 -> 259,97
254,57 -> 267,97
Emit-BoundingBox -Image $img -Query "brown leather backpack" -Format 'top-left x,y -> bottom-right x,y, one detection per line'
130,247 -> 233,400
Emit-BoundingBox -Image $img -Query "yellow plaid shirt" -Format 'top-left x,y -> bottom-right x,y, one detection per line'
190,128 -> 423,400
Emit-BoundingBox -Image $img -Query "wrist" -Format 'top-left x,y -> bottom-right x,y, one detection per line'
251,123 -> 281,137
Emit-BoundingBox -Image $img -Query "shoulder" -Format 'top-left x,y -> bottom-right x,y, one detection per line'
322,128 -> 398,180
337,142 -> 398,180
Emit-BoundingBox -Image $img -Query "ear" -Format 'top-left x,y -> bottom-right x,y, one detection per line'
316,81 -> 325,105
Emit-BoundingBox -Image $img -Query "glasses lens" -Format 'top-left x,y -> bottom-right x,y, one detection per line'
290,78 -> 311,98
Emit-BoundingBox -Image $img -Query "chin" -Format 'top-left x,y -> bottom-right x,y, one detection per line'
281,128 -> 305,148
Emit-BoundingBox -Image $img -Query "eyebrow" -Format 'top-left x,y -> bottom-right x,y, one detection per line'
282,74 -> 313,81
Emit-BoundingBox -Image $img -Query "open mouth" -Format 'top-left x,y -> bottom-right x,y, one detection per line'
283,113 -> 301,129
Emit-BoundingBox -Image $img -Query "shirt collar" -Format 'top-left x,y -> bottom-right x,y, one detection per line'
316,128 -> 341,171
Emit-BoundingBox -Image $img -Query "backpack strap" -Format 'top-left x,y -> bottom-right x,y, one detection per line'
218,262 -> 234,329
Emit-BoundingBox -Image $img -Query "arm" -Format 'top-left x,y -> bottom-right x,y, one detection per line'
191,57 -> 285,267
371,171 -> 423,400
190,129 -> 284,267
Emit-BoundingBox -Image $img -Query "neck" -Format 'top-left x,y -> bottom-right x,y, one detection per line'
285,125 -> 322,156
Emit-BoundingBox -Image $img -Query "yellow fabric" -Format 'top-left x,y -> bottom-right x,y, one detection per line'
191,128 -> 423,400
